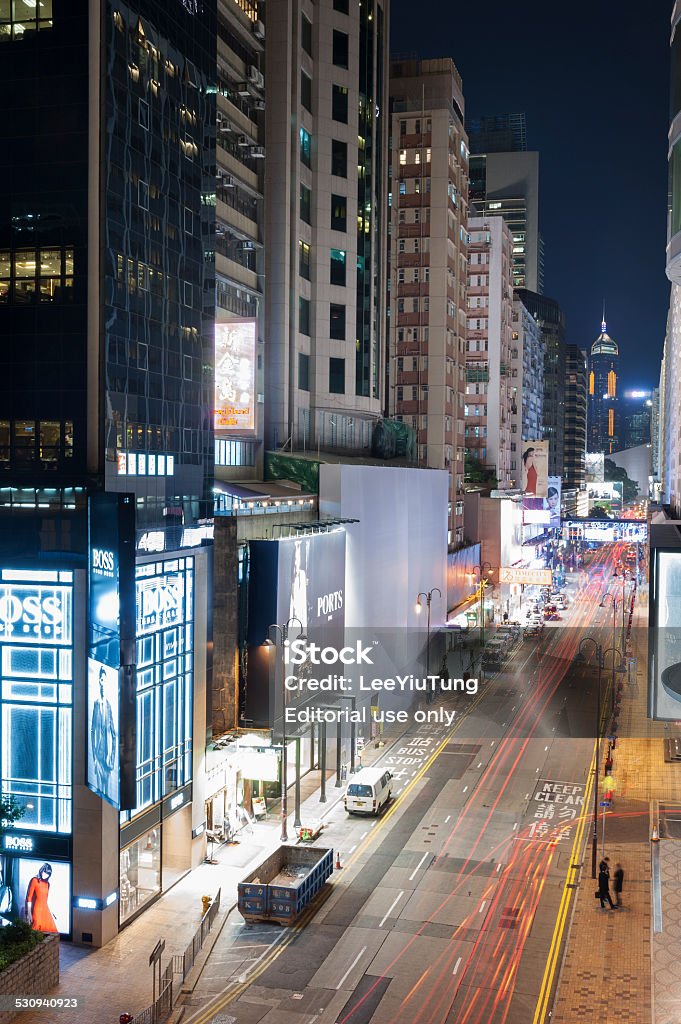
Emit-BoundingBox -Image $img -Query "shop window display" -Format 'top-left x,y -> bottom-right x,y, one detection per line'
120,830 -> 161,923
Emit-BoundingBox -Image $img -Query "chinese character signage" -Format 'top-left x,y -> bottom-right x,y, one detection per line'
215,321 -> 256,432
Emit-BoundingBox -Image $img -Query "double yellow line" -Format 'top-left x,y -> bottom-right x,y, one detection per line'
531,750 -> 597,1024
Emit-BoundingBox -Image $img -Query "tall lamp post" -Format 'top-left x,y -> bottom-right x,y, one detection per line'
471,562 -> 493,647
416,588 -> 442,702
576,636 -> 603,879
265,616 -> 304,842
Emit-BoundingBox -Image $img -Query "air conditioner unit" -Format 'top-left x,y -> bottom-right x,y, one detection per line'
253,19 -> 265,40
237,134 -> 249,147
240,241 -> 256,251
254,100 -> 266,111
222,174 -> 235,188
237,82 -> 251,97
249,145 -> 265,158
247,65 -> 261,84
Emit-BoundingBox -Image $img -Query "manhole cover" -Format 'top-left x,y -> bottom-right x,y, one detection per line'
212,1016 -> 237,1024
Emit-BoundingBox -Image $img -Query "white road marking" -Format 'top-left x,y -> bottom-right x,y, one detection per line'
496,862 -> 502,872
409,852 -> 429,881
348,844 -> 357,854
336,946 -> 367,990
477,762 -> 482,768
360,831 -> 368,839
379,891 -> 405,928
513,822 -> 518,830
444,815 -> 451,823
463,785 -> 468,793
479,901 -> 487,914
453,956 -> 462,975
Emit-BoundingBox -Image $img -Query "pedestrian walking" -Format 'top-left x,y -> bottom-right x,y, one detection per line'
598,863 -> 615,910
614,863 -> 624,907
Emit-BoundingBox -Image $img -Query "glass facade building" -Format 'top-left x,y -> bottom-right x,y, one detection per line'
0,0 -> 216,946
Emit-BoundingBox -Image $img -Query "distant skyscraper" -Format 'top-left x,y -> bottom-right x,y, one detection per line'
563,346 -> 588,490
621,391 -> 652,450
388,58 -> 469,545
467,113 -> 527,154
265,0 -> 389,452
516,290 -> 566,479
587,317 -> 620,455
469,151 -> 543,294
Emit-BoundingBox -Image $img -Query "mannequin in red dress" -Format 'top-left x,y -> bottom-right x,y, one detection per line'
25,863 -> 58,933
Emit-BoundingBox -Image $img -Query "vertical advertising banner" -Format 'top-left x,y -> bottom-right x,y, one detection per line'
215,321 -> 256,431
521,440 -> 549,497
585,452 -> 605,483
88,494 -> 136,810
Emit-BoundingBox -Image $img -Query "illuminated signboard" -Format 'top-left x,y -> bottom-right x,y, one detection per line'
0,581 -> 72,646
498,568 -> 553,586
521,440 -> 549,498
136,569 -> 186,636
215,321 -> 256,432
563,520 -> 648,543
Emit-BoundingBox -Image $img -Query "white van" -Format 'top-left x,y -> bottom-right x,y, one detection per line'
344,767 -> 393,815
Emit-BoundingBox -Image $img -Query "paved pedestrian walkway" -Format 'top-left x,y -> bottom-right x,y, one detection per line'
13,725 -> 405,1024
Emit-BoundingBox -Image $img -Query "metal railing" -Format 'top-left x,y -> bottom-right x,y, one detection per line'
132,888 -> 222,1024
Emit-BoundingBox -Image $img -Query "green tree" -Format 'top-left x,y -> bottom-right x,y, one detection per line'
604,458 -> 639,504
0,794 -> 25,838
464,452 -> 498,488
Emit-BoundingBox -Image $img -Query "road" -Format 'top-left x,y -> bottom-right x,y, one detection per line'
181,542 -> 634,1024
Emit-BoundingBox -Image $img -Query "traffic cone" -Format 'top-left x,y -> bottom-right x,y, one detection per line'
335,851 -> 343,870
651,825 -> 660,843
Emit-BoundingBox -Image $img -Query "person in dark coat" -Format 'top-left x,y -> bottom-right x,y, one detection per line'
598,863 -> 615,909
613,863 -> 624,907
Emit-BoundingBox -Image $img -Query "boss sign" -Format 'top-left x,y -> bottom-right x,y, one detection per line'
0,584 -> 72,644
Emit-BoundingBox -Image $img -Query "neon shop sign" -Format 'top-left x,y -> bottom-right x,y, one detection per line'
0,585 -> 71,644
137,574 -> 185,633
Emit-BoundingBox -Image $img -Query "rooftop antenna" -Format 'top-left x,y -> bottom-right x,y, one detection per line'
601,299 -> 607,335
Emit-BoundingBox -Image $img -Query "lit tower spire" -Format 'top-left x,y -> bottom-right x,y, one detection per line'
601,300 -> 607,335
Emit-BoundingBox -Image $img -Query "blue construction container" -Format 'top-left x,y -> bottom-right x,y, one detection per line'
237,845 -> 334,924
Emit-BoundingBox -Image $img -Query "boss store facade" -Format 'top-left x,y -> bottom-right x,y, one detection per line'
86,496 -> 211,942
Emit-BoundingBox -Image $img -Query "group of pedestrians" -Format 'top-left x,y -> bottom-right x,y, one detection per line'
597,857 -> 624,910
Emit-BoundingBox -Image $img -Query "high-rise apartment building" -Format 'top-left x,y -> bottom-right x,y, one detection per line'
516,289 -> 566,479
388,58 -> 469,544
469,150 -> 543,294
563,345 -> 588,490
664,0 -> 681,510
0,1 -> 216,946
511,297 -> 544,443
587,318 -> 620,455
214,0 -> 266,479
465,217 -> 515,489
467,113 -> 527,155
265,0 -> 388,453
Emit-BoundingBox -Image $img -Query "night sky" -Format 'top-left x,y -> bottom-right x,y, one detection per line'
390,0 -> 671,390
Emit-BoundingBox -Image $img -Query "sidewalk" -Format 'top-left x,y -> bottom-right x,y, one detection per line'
16,723 -> 406,1024
552,586 -> 673,1024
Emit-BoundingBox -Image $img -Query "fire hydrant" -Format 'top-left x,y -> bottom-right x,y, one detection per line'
202,895 -> 212,915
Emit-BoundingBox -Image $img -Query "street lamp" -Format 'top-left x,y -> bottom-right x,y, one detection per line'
470,562 -> 493,647
416,588 -> 442,703
265,616 -> 305,842
575,636 -> 603,879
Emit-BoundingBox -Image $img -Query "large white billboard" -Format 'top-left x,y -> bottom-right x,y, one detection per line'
215,321 -> 256,432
